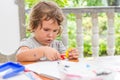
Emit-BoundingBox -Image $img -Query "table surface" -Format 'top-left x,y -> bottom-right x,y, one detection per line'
19,56 -> 120,80
20,59 -> 79,80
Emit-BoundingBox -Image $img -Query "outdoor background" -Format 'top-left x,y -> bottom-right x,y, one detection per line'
25,0 -> 120,57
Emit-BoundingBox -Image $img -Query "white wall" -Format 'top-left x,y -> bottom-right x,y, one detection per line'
0,0 -> 20,55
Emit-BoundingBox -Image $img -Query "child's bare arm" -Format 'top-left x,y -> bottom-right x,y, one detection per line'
16,47 -> 45,61
16,46 -> 61,61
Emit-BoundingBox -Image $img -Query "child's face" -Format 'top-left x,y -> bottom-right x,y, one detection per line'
34,19 -> 60,46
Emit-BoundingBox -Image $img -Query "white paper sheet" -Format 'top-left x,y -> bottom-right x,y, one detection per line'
25,61 -> 61,79
24,60 -> 82,79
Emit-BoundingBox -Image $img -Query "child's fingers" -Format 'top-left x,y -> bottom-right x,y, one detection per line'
68,56 -> 73,60
53,53 -> 61,60
47,52 -> 60,61
73,55 -> 79,58
68,48 -> 78,53
69,54 -> 78,59
68,49 -> 79,59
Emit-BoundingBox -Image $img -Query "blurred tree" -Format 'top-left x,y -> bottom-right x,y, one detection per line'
107,0 -> 120,6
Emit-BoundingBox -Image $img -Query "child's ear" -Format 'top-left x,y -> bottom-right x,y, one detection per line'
57,26 -> 63,36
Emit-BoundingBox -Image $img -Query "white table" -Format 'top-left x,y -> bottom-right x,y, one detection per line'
24,56 -> 120,80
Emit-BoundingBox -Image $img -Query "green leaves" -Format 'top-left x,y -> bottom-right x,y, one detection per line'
53,0 -> 68,7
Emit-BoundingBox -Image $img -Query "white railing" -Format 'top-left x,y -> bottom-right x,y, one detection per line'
0,5 -> 120,62
61,6 -> 120,58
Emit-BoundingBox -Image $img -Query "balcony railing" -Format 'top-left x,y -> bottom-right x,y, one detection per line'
19,6 -> 120,58
9,6 -> 119,59
61,6 -> 120,57
0,4 -> 120,62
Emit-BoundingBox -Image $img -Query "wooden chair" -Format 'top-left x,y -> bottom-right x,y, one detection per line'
0,53 -> 16,63
0,53 -> 8,63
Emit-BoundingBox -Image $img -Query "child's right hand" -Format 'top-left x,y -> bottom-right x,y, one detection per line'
43,46 -> 61,61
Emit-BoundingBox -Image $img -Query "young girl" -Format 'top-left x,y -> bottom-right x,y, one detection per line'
16,1 -> 79,61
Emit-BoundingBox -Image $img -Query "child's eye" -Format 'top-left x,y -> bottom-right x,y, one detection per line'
53,30 -> 58,32
44,29 -> 49,31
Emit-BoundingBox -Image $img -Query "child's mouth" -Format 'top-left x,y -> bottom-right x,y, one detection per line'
46,39 -> 52,43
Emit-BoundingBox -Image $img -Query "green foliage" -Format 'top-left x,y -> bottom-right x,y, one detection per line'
25,0 -> 40,8
99,39 -> 107,56
84,35 -> 92,56
86,0 -> 103,6
115,34 -> 120,55
68,19 -> 77,48
115,13 -> 120,55
52,0 -> 68,7
98,13 -> 107,35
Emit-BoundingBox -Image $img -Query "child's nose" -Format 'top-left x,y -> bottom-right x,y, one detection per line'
48,32 -> 54,37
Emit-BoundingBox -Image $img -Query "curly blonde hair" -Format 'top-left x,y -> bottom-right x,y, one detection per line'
28,1 -> 64,35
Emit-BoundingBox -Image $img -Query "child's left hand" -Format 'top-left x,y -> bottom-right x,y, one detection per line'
68,48 -> 79,60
